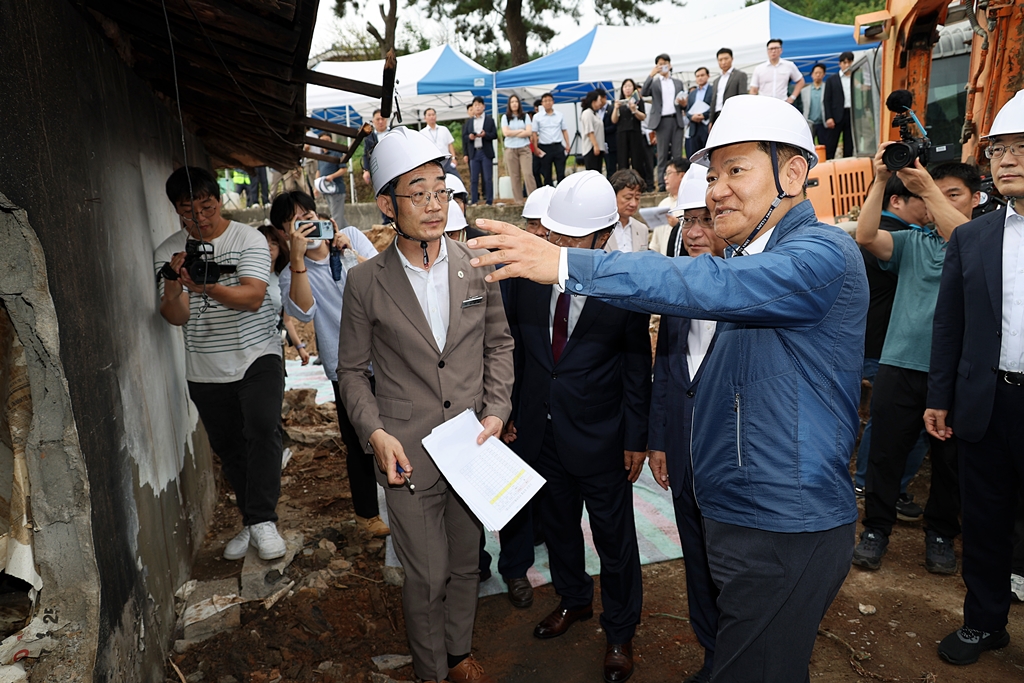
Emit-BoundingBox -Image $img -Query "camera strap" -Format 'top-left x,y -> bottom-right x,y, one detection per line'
388,185 -> 432,267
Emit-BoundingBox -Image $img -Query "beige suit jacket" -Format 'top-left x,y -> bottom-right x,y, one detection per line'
337,237 -> 515,489
606,216 -> 650,254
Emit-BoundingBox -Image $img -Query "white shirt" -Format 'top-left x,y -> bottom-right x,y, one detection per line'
840,71 -> 852,108
659,75 -> 677,116
549,287 -> 586,342
687,319 -> 717,381
420,123 -> 454,156
716,69 -> 734,112
751,59 -> 803,100
395,239 -> 450,352
472,114 -> 484,149
740,226 -> 775,255
999,205 -> 1024,370
534,109 -> 567,145
612,220 -> 635,254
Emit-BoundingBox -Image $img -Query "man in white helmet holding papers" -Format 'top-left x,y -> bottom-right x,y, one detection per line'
467,95 -> 869,680
925,89 -> 1024,666
337,126 -> 514,683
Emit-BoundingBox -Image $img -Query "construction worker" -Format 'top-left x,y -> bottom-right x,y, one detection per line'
926,89 -> 1024,666
466,94 -> 869,681
336,126 -> 513,683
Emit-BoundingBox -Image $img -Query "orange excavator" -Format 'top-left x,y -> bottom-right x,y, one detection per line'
806,0 -> 1024,223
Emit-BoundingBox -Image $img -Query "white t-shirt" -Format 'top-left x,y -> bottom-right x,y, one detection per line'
750,59 -> 803,100
154,221 -> 281,383
420,124 -> 454,156
579,108 -> 605,156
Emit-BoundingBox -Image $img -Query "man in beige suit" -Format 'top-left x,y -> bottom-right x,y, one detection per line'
337,127 -> 514,683
606,169 -> 650,254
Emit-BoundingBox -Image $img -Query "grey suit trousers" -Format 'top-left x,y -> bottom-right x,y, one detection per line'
385,476 -> 482,681
654,117 -> 683,191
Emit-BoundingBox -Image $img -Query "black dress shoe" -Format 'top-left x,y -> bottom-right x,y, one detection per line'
505,577 -> 534,609
533,604 -> 593,639
604,641 -> 634,683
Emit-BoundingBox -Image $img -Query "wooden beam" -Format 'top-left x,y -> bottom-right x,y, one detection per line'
302,150 -> 344,164
380,48 -> 397,119
303,69 -> 382,99
300,117 -> 366,138
304,135 -> 349,153
224,0 -> 297,22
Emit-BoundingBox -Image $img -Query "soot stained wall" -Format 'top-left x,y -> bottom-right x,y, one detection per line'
0,0 -> 218,679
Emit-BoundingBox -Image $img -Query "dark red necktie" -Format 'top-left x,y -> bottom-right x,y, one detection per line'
552,292 -> 570,363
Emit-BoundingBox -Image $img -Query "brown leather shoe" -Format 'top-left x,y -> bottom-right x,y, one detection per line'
533,604 -> 593,639
447,655 -> 496,683
603,640 -> 634,683
505,577 -> 534,609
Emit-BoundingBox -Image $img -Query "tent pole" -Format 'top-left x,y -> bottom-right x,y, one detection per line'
492,73 -> 500,201
347,108 -> 356,201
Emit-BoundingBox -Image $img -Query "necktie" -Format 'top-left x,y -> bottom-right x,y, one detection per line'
552,292 -> 570,364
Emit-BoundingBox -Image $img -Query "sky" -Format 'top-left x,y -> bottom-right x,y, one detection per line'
310,0 -> 750,60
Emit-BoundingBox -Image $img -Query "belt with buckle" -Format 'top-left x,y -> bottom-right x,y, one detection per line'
998,370 -> 1024,386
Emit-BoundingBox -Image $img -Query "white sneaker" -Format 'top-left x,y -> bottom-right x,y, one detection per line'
224,527 -> 250,560
1011,574 -> 1024,603
249,521 -> 286,560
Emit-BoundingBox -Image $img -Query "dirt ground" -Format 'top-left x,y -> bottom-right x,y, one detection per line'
164,385 -> 1024,683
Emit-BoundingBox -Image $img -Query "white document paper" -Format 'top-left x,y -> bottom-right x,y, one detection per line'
688,99 -> 711,117
639,206 -> 670,227
421,409 -> 546,531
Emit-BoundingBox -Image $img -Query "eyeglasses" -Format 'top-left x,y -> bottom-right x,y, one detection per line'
176,203 -> 219,221
681,215 -> 715,228
985,142 -> 1024,159
393,188 -> 454,207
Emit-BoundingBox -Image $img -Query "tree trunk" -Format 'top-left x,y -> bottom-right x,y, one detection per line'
504,0 -> 529,66
367,0 -> 398,59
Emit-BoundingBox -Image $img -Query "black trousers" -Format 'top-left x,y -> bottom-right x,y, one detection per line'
684,124 -> 709,158
616,129 -> 650,186
671,481 -> 719,670
332,380 -> 380,519
959,381 -> 1024,632
705,520 -> 854,682
534,420 -> 642,644
537,143 -> 567,187
188,354 -> 284,525
582,150 -> 604,173
863,364 -> 961,538
824,107 -> 853,160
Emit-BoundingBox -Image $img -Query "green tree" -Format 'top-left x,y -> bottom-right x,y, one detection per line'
744,0 -> 885,26
334,0 -> 400,59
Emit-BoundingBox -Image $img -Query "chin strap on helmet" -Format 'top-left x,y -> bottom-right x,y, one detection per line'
733,141 -> 803,257
388,184 -> 431,267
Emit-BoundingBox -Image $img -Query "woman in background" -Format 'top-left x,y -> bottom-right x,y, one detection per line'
501,94 -> 537,203
611,79 -> 649,181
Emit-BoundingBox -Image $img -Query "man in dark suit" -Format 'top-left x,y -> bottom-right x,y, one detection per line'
648,163 -> 727,683
709,48 -> 747,126
822,52 -> 855,160
926,91 -> 1024,666
685,67 -> 714,157
463,96 -> 498,205
503,170 -> 650,683
641,53 -> 687,191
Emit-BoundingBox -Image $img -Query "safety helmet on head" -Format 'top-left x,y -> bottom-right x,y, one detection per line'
670,165 -> 710,216
522,185 -> 556,220
984,89 -> 1024,139
369,126 -> 450,196
445,200 -> 468,232
446,173 -> 468,196
542,171 -> 618,237
690,95 -> 817,170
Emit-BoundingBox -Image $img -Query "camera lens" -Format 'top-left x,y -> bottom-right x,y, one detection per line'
883,142 -> 914,171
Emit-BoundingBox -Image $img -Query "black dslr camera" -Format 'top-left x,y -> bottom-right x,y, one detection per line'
159,239 -> 235,285
882,90 -> 932,171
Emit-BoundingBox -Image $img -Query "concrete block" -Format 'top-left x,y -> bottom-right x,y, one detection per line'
182,578 -> 241,641
240,531 -> 303,601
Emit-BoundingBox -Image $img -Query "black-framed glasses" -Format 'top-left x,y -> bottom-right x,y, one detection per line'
176,203 -> 219,221
985,142 -> 1024,159
393,188 -> 454,207
681,215 -> 715,228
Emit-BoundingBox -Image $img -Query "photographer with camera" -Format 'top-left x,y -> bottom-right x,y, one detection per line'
155,167 -> 287,562
853,139 -> 980,575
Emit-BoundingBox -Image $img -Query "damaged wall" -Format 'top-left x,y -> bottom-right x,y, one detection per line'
0,0 -> 218,679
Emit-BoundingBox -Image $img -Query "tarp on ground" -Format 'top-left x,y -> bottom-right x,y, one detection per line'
496,1 -> 866,99
307,44 -> 493,126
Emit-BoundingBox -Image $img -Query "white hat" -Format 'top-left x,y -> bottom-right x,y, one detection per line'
314,176 -> 337,195
690,95 -> 818,170
542,171 -> 618,237
670,165 -> 710,216
369,126 -> 450,196
445,200 -> 468,232
446,172 -> 468,196
522,185 -> 556,219
984,89 -> 1024,138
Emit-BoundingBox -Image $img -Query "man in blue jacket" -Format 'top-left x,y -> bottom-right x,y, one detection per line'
467,95 -> 868,681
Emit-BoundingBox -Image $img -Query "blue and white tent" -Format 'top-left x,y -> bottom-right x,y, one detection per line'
496,1 -> 866,99
307,45 -> 493,125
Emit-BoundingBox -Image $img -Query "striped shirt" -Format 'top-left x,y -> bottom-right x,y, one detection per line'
154,222 -> 280,383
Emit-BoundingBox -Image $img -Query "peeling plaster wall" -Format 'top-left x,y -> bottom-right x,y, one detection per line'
0,0 -> 218,679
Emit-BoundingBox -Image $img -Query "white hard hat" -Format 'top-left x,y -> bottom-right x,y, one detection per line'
984,89 -> 1024,138
314,176 -> 337,195
542,171 -> 618,237
522,185 -> 556,219
446,172 -> 467,196
690,95 -> 818,170
670,165 -> 710,216
445,200 -> 468,232
369,126 -> 450,196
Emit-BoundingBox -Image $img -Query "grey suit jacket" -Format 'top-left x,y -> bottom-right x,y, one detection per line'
606,217 -> 650,254
337,237 -> 515,489
710,69 -> 749,124
641,75 -> 686,129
